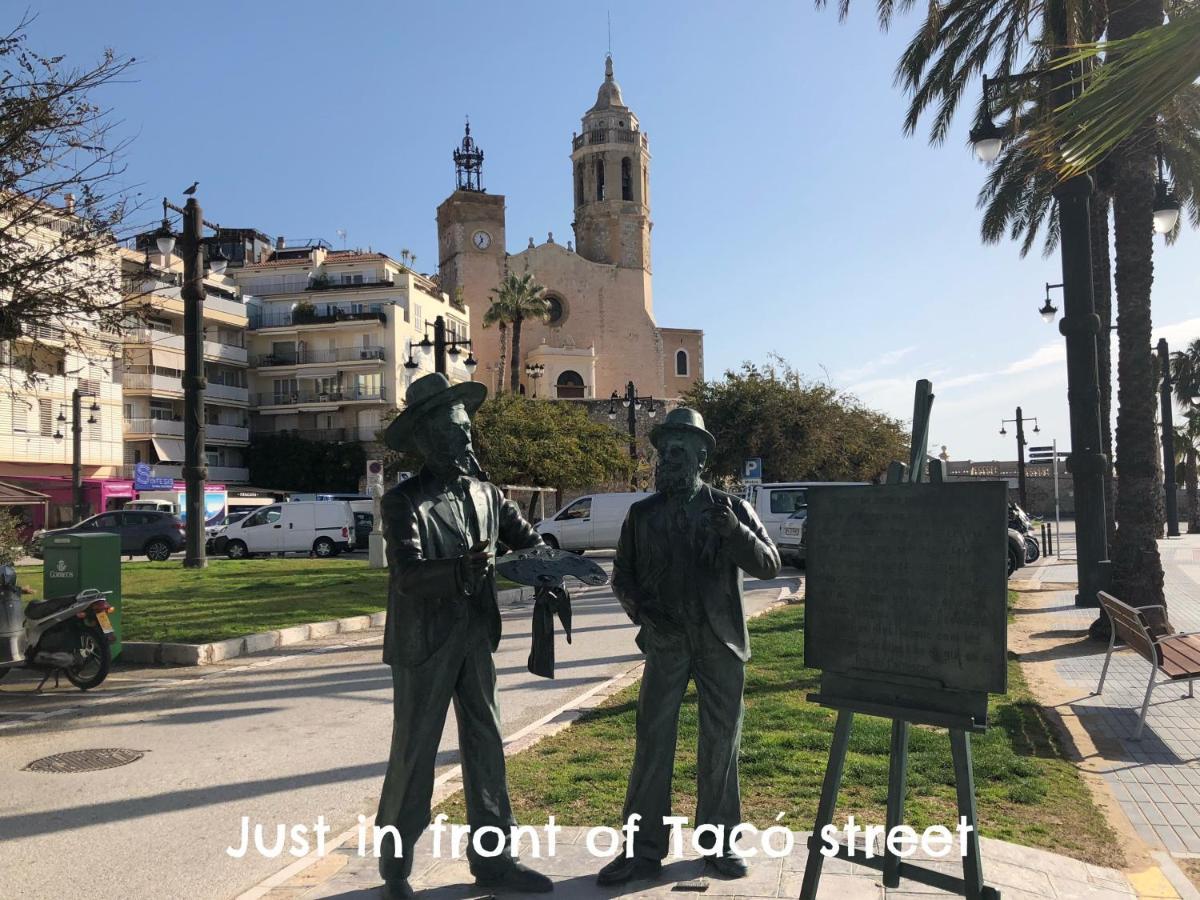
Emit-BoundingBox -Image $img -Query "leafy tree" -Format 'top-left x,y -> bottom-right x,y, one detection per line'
0,508 -> 24,566
485,272 -> 549,394
684,359 -> 908,484
1171,339 -> 1200,532
379,394 -> 633,493
0,16 -> 139,377
244,433 -> 367,493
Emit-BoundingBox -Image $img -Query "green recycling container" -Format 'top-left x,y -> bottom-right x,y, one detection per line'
42,532 -> 123,659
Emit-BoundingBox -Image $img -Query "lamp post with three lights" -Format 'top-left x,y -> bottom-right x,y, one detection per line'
54,389 -> 101,524
609,381 -> 657,491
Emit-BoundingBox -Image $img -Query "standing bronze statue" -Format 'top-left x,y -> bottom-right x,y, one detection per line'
375,373 -> 553,898
597,407 -> 781,885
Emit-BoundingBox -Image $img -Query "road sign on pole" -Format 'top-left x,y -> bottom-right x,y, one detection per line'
743,458 -> 763,485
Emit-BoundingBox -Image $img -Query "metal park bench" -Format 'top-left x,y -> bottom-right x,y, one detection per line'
1096,590 -> 1200,740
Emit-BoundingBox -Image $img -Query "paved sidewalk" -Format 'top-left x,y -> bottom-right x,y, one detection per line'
1018,532 -> 1200,861
255,826 -> 1141,899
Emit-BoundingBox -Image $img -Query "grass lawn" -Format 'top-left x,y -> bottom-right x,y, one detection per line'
15,558 -> 519,645
438,602 -> 1124,868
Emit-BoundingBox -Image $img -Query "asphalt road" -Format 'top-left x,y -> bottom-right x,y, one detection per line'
0,556 -> 800,900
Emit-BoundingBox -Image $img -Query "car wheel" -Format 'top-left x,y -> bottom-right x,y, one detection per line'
226,540 -> 248,560
541,535 -> 559,550
313,537 -> 335,558
144,539 -> 171,562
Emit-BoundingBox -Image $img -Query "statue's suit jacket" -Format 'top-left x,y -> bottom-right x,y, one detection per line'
613,484 -> 780,662
381,467 -> 541,668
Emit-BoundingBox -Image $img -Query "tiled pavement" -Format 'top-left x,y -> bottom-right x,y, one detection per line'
251,826 -> 1142,899
1022,535 -> 1200,859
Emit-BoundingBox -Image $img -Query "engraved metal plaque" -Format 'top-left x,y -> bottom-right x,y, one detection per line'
804,481 -> 1008,727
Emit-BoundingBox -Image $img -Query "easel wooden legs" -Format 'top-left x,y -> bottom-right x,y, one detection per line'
798,710 -> 854,900
799,713 -> 999,900
883,720 -> 910,887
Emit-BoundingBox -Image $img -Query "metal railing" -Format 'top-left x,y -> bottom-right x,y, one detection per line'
249,308 -> 388,329
573,129 -> 648,150
124,418 -> 184,436
251,346 -> 385,367
253,388 -> 387,407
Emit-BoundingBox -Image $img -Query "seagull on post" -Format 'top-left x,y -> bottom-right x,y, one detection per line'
182,181 -> 199,195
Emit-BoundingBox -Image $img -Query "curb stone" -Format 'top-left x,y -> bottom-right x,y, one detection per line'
118,585 -> 537,668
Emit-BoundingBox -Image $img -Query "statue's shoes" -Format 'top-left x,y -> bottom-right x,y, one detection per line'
705,855 -> 750,878
474,860 -> 554,893
596,854 -> 662,885
381,876 -> 415,898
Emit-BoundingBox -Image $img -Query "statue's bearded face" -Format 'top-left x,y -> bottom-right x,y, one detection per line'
655,433 -> 707,497
415,403 -> 474,476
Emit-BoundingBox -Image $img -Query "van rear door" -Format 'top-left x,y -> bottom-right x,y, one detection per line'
553,497 -> 594,550
759,487 -> 808,543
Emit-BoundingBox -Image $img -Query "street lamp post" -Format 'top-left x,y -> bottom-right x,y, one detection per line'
972,67 -> 1111,610
524,363 -> 545,398
54,388 -> 101,523
416,315 -> 477,377
609,381 -> 657,490
1158,338 -> 1180,537
153,196 -> 228,569
1000,409 -> 1040,509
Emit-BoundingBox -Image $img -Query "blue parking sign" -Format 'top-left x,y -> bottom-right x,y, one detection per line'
743,458 -> 763,482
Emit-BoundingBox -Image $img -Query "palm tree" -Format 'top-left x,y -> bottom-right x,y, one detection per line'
481,292 -> 512,394
1172,340 -> 1200,532
488,272 -> 549,394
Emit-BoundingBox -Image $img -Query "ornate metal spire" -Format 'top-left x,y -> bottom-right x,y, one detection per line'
453,117 -> 484,192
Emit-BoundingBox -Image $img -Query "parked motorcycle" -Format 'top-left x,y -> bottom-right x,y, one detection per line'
0,565 -> 115,691
1008,502 -> 1041,564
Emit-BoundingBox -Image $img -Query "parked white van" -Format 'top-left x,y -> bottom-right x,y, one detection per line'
536,492 -> 652,552
219,500 -> 355,559
746,481 -> 868,545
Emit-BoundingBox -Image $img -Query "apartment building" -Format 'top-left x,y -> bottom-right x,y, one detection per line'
234,241 -> 473,447
118,247 -> 253,483
0,199 -> 125,527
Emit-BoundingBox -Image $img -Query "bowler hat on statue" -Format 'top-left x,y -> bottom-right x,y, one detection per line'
383,372 -> 487,452
649,407 -> 716,454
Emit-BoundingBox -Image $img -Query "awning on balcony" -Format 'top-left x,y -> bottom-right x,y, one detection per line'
152,346 -> 186,369
301,370 -> 339,380
151,437 -> 186,462
125,347 -> 152,368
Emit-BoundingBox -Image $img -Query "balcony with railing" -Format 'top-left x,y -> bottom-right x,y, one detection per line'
253,388 -> 387,408
203,339 -> 248,365
207,423 -> 251,443
126,463 -> 249,483
207,382 -> 250,404
573,128 -> 648,150
123,372 -> 183,395
261,426 -> 381,443
124,417 -> 184,437
249,307 -> 388,330
251,346 -> 385,368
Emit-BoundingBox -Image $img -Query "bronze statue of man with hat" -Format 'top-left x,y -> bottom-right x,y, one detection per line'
597,407 -> 781,886
375,372 -> 553,898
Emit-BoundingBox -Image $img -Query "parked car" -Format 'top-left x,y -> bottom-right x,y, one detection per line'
212,500 -> 354,559
205,509 -> 250,540
535,492 -> 653,552
33,510 -> 185,561
777,507 -> 807,567
353,512 -> 374,549
745,481 -> 868,545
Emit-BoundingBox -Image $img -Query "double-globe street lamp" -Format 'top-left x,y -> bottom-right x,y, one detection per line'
152,195 -> 228,569
969,66 -> 1112,611
609,381 -> 657,491
999,409 -> 1040,509
524,363 -> 545,398
53,389 -> 101,523
404,316 -> 478,377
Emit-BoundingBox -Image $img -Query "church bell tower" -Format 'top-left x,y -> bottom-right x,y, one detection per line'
571,56 -> 652,271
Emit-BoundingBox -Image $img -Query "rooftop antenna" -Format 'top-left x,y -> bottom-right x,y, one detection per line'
336,228 -> 347,249
607,11 -> 612,57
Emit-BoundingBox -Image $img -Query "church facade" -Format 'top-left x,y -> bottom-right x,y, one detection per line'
436,56 -> 704,402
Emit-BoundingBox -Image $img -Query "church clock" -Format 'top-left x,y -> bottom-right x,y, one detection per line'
472,230 -> 492,250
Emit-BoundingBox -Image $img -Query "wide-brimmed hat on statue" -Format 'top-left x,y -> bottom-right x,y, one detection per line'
649,407 -> 716,454
383,372 -> 487,452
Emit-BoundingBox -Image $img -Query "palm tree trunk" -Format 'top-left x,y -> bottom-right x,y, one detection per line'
1109,0 -> 1166,608
1188,447 -> 1199,533
497,322 -> 508,394
510,314 -> 523,394
1091,191 -> 1118,549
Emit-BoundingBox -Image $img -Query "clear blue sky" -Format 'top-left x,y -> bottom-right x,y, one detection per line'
20,1 -> 1197,461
